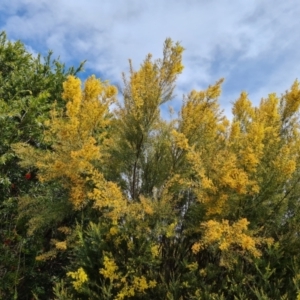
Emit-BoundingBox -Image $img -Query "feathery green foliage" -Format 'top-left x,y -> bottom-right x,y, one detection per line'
2,32 -> 300,299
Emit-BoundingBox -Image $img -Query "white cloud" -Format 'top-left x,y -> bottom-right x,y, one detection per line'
1,0 -> 299,115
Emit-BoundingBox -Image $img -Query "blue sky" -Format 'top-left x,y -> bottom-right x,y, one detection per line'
1,0 -> 299,118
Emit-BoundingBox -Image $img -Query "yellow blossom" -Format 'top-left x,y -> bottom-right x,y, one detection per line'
151,245 -> 160,258
99,255 -> 119,281
67,267 -> 88,291
55,241 -> 67,251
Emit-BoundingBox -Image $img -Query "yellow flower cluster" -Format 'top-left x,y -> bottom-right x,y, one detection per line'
192,218 -> 271,259
99,255 -> 119,281
116,276 -> 156,300
67,267 -> 88,291
151,244 -> 160,258
55,241 -> 67,251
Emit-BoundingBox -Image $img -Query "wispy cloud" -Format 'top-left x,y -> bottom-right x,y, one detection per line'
1,0 -> 299,117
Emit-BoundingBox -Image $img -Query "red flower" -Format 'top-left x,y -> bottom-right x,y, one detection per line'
25,173 -> 31,180
4,239 -> 11,246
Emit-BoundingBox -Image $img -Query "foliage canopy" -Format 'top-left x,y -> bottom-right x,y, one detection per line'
2,32 -> 300,299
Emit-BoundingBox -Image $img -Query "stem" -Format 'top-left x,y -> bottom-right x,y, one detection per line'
131,134 -> 144,200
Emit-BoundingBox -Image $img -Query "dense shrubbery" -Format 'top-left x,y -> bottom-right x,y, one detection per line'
2,32 -> 300,299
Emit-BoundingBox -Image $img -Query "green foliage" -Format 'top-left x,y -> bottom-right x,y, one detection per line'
0,31 -> 84,299
2,32 -> 300,299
